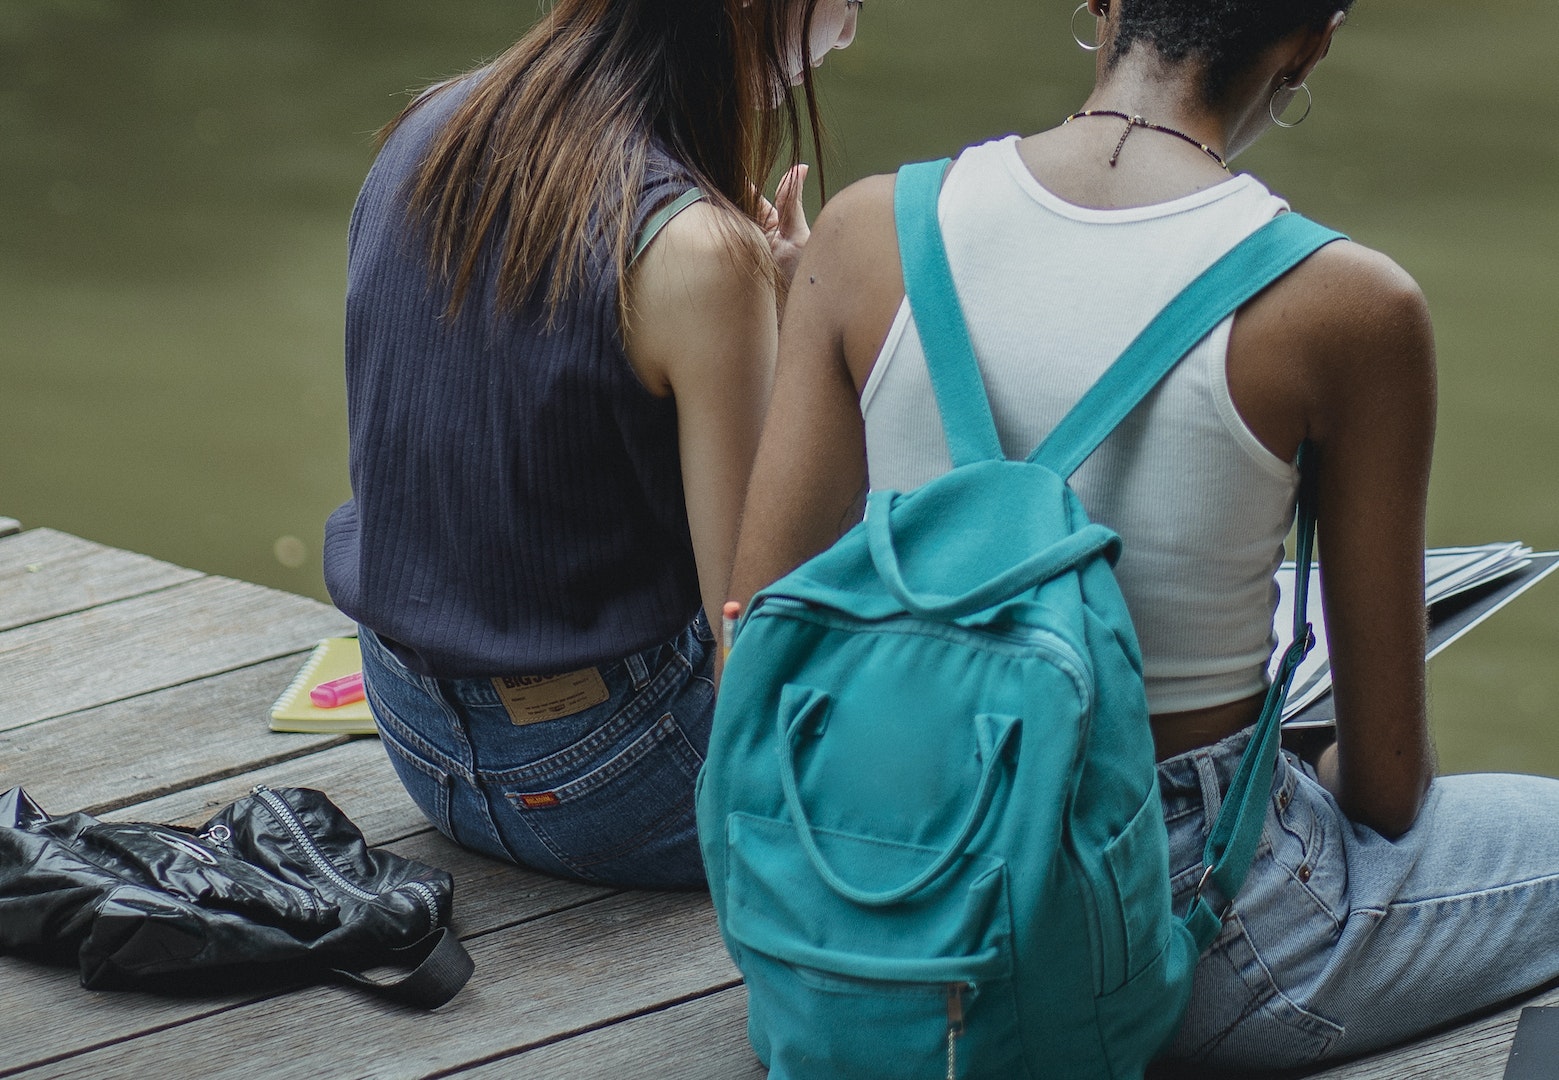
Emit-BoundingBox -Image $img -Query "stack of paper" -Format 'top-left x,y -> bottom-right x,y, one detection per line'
1270,543 -> 1549,726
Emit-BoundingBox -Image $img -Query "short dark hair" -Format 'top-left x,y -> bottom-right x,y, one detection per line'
1106,0 -> 1356,105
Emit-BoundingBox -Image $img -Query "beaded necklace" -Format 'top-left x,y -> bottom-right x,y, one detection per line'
1063,109 -> 1229,172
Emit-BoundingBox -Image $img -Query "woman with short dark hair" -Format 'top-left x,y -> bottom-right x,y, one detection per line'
727,0 -> 1559,1067
325,0 -> 860,889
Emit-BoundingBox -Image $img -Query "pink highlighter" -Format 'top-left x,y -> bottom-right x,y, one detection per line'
310,671 -> 365,709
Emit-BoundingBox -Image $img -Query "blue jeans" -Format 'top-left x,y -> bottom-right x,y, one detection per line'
358,617 -> 716,888
1158,726 -> 1559,1069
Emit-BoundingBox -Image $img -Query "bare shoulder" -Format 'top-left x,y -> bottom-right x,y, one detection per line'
804,174 -> 898,277
1240,236 -> 1432,391
1229,234 -> 1434,458
625,200 -> 777,395
812,173 -> 897,238
791,173 -> 906,389
1275,239 -> 1433,367
631,199 -> 769,306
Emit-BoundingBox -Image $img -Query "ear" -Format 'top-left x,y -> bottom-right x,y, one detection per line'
1281,10 -> 1348,87
1087,0 -> 1108,17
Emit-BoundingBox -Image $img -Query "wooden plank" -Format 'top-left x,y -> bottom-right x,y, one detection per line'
20,891 -> 739,1080
463,985 -> 764,1079
384,832 -> 619,933
0,535 -> 749,1080
0,576 -> 353,732
0,655 -> 349,814
0,964 -> 259,1077
0,529 -> 203,632
1304,986 -> 1559,1080
101,737 -> 423,840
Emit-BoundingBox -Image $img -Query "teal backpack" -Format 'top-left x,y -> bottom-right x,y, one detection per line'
697,159 -> 1341,1080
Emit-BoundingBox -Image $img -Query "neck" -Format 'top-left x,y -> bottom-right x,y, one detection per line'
1079,62 -> 1230,161
1017,57 -> 1239,210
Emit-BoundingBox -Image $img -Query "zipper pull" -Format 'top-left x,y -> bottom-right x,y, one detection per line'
946,982 -> 967,1080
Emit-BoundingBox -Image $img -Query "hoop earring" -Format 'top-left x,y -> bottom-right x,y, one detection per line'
1071,3 -> 1103,52
1270,78 -> 1313,128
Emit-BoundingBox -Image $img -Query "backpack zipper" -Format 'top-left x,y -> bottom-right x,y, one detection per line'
946,982 -> 968,1080
251,785 -> 439,932
758,598 -> 1093,682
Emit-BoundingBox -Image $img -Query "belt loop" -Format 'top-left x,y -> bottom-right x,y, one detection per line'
1194,749 -> 1225,829
625,650 -> 651,691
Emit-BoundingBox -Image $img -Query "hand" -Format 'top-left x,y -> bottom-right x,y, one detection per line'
758,163 -> 810,288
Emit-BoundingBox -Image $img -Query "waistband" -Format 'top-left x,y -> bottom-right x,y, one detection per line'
1157,723 -> 1310,836
1157,724 -> 1256,805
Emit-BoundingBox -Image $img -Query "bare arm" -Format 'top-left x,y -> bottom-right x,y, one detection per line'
1312,246 -> 1437,837
623,203 -> 778,659
1240,241 -> 1438,837
728,174 -> 905,608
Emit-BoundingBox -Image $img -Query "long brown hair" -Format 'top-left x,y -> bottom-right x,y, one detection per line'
386,0 -> 827,321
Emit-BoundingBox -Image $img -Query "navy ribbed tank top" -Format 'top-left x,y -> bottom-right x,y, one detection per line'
323,76 -> 702,678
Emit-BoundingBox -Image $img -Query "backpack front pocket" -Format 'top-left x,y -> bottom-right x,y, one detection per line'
1098,787 -> 1176,991
725,812 -> 1027,1079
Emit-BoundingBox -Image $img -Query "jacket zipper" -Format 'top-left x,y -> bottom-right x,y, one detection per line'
251,786 -> 439,933
403,880 -> 442,933
197,818 -> 321,915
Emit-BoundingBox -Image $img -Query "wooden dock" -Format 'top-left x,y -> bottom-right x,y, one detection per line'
0,519 -> 1551,1079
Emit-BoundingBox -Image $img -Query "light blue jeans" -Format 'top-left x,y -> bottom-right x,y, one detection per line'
1157,726 -> 1559,1069
358,617 -> 716,889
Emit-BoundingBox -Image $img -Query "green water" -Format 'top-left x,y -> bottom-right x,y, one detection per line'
3,2 -> 1557,774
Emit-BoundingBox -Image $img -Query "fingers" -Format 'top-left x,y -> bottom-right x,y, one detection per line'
773,163 -> 810,243
751,182 -> 780,231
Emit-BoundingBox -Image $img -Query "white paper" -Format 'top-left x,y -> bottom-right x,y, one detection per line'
1268,543 -> 1533,722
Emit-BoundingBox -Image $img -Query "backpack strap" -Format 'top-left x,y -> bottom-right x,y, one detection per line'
894,158 -> 1006,467
1029,213 -> 1345,476
1184,441 -> 1320,949
1017,214 -> 1340,948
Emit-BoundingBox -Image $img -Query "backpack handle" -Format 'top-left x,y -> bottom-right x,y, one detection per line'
778,686 -> 1019,907
866,489 -> 1121,618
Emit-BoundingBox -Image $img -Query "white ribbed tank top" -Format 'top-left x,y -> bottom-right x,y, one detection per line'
862,136 -> 1298,713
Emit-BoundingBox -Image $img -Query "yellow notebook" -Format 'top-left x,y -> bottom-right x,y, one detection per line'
269,637 -> 377,735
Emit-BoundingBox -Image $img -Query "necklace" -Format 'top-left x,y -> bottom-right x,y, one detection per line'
1063,109 -> 1229,172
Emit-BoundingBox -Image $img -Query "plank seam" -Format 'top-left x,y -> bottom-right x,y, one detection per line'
0,993 -> 280,1080
80,738 -> 357,817
0,574 -> 209,636
420,979 -> 748,1079
1,644 -> 339,735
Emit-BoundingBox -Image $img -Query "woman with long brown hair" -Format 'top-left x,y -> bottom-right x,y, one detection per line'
324,0 -> 860,887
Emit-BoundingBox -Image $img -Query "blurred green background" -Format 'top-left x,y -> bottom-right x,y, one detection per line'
3,1 -> 1556,773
